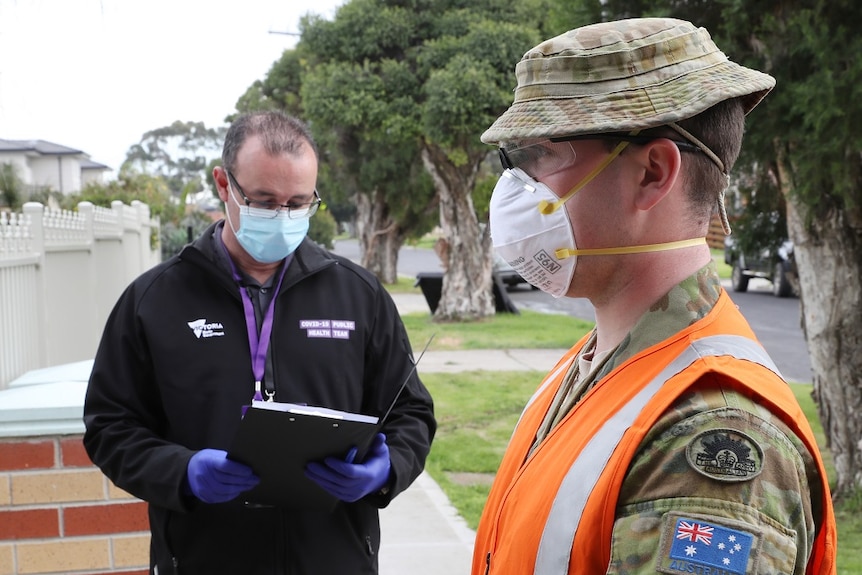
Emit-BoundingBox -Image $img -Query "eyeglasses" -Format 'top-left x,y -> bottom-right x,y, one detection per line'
498,134 -> 703,179
226,170 -> 321,219
498,140 -> 577,180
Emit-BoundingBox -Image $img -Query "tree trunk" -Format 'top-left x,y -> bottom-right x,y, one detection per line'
777,161 -> 862,500
354,189 -> 403,285
420,145 -> 494,321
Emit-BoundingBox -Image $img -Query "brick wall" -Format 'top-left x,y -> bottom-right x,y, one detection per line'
0,436 -> 149,575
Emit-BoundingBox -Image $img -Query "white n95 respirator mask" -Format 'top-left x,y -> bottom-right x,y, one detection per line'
489,168 -> 577,298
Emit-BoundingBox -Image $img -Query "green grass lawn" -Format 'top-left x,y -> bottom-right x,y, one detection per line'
712,248 -> 732,279
396,302 -> 860,571
400,309 -> 593,351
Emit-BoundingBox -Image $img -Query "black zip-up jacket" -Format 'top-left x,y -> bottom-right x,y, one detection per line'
83,223 -> 436,574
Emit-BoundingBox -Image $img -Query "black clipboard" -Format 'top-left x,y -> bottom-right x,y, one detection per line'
227,334 -> 435,510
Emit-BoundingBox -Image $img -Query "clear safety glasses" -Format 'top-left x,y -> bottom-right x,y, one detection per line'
498,134 -> 705,181
498,140 -> 577,180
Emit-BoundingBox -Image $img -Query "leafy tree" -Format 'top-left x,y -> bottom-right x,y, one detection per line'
0,163 -> 22,208
232,50 -> 307,119
725,170 -> 789,261
292,0 -> 543,320
294,5 -> 440,287
122,120 -> 226,198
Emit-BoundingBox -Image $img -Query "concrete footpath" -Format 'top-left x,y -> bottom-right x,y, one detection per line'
378,292 -> 568,575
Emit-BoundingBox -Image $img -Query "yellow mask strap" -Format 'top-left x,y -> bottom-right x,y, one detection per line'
537,139 -> 633,215
555,237 -> 707,259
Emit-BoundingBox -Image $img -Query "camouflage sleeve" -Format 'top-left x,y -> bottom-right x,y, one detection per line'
606,383 -> 824,575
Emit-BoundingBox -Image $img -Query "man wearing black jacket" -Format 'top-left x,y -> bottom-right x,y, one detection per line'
83,111 -> 436,574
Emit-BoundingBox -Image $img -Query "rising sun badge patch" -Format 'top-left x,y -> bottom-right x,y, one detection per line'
685,429 -> 764,482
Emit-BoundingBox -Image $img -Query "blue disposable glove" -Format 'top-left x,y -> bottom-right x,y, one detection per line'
186,449 -> 260,504
305,433 -> 392,502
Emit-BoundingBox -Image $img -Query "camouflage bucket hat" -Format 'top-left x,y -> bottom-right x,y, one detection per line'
481,18 -> 776,145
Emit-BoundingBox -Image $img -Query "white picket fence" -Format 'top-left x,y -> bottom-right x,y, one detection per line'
0,201 -> 160,389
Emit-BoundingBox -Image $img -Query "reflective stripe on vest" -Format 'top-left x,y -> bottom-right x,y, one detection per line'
534,334 -> 781,575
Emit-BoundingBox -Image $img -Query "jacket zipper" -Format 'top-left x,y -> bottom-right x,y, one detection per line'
485,551 -> 491,575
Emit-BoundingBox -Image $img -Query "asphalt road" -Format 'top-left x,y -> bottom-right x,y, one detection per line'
331,239 -> 813,383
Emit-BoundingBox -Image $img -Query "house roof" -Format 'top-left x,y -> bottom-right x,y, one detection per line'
80,158 -> 111,171
0,138 -> 84,156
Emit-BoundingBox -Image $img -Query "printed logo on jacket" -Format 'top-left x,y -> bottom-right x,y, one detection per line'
300,319 -> 355,339
187,318 -> 225,338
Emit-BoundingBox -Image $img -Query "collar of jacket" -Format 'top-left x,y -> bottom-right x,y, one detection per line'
178,221 -> 339,292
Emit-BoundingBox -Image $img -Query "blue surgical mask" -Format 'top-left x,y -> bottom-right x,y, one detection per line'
225,182 -> 309,263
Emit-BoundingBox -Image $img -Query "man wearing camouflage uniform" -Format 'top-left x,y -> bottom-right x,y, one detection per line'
473,18 -> 836,575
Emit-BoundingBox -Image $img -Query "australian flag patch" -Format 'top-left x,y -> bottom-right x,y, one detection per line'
656,511 -> 764,575
660,515 -> 758,575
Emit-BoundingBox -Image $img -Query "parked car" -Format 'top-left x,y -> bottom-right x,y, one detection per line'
724,236 -> 798,297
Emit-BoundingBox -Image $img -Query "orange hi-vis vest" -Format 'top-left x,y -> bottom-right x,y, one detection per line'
472,291 -> 836,575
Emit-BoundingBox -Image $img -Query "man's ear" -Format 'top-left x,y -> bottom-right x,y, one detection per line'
633,138 -> 682,211
213,166 -> 230,202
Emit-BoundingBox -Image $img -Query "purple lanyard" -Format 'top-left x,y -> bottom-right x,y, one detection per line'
220,242 -> 288,402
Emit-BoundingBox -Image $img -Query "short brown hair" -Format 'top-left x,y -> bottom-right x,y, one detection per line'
222,111 -> 318,173
673,98 -> 745,219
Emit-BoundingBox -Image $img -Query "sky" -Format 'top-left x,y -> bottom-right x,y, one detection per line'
0,0 -> 345,175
